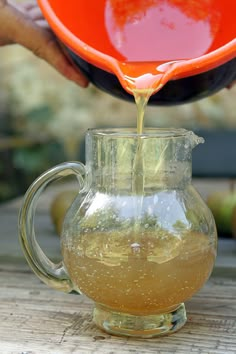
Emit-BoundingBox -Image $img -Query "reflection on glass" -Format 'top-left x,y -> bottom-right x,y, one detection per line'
105,0 -> 221,61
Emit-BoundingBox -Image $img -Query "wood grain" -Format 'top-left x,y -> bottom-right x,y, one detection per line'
0,262 -> 235,354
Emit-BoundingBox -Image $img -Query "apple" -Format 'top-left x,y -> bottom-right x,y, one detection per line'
206,190 -> 236,235
50,190 -> 77,235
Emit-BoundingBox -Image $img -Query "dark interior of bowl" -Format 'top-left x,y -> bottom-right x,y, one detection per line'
68,50 -> 236,105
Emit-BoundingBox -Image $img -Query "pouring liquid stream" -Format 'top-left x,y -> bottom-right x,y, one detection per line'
121,63 -> 172,233
109,0 -> 224,201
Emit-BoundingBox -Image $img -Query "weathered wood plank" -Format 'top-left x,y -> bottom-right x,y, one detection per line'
0,263 -> 235,354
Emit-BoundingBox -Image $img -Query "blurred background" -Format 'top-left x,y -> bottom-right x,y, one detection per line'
1,44 -> 236,238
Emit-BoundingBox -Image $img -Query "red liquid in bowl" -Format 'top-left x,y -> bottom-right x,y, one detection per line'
48,0 -> 235,60
40,0 -> 236,98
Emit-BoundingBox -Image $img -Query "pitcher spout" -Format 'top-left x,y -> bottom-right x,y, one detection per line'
187,131 -> 205,150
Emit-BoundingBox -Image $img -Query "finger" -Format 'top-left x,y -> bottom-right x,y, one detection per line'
7,0 -> 27,14
10,1 -> 44,21
19,1 -> 37,11
27,6 -> 44,21
35,19 -> 49,29
26,30 -> 89,87
227,81 -> 236,89
18,2 -> 49,28
7,1 -> 40,17
42,37 -> 89,87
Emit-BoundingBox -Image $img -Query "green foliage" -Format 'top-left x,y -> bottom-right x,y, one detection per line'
0,182 -> 17,201
13,142 -> 65,175
25,106 -> 52,123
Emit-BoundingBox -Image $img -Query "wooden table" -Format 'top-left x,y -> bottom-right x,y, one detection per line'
0,182 -> 236,354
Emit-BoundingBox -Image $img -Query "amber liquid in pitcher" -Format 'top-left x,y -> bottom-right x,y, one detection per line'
62,230 -> 215,315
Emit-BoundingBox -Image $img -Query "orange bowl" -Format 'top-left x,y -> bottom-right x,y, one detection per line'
38,0 -> 236,105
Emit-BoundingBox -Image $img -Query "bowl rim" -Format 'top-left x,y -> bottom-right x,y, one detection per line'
38,0 -> 236,85
86,128 -> 204,144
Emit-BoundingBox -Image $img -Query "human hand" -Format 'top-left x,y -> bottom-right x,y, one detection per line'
0,0 -> 89,87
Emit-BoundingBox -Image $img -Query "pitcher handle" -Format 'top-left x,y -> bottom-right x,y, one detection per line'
19,162 -> 88,293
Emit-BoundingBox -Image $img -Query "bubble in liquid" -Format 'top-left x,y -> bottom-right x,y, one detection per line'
131,242 -> 141,253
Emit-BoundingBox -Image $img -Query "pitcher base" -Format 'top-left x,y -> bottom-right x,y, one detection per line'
93,303 -> 187,338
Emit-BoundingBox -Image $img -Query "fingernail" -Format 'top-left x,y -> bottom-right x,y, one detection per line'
66,68 -> 89,88
76,77 -> 89,88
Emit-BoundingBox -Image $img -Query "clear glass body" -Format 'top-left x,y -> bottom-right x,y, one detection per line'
61,128 -> 217,334
19,128 -> 217,338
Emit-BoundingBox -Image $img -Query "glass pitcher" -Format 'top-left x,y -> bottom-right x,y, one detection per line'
19,128 -> 217,338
